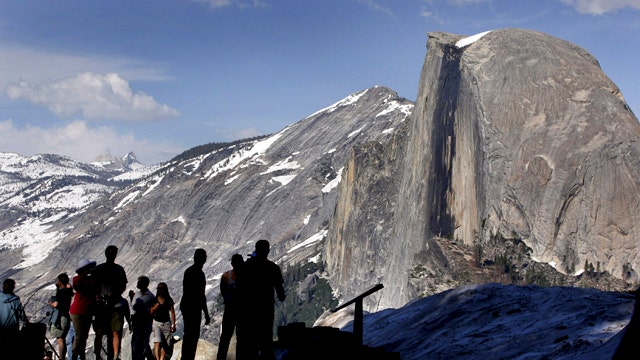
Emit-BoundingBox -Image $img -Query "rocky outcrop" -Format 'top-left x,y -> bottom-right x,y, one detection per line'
326,29 -> 640,310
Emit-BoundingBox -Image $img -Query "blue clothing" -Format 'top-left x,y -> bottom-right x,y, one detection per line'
0,291 -> 27,331
132,289 -> 155,360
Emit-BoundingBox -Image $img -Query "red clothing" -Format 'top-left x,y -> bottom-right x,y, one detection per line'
69,274 -> 96,315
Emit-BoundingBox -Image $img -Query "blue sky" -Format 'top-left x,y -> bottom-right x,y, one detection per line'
1,0 -> 639,165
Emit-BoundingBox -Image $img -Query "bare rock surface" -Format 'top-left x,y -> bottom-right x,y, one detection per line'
326,29 -> 640,310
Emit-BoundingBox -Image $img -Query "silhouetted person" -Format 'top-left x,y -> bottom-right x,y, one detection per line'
48,273 -> 74,360
0,278 -> 28,347
69,258 -> 98,360
237,240 -> 285,360
131,276 -> 155,360
151,282 -> 177,360
217,254 -> 244,360
613,287 -> 640,359
93,245 -> 128,360
180,248 -> 211,360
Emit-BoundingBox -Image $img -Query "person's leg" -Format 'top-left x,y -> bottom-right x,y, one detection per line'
110,331 -> 123,360
160,320 -> 172,360
70,314 -> 81,360
217,307 -> 236,360
257,311 -> 275,360
57,337 -> 66,360
72,314 -> 91,360
152,321 -> 162,360
94,333 -> 104,359
106,331 -> 116,360
160,345 -> 167,360
144,325 -> 154,360
236,309 -> 260,360
154,341 -> 162,360
131,328 -> 143,360
66,323 -> 75,360
108,308 -> 124,360
181,311 -> 202,360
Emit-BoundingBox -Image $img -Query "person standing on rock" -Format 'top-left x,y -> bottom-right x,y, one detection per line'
180,248 -> 211,360
69,259 -> 98,360
0,278 -> 28,348
131,276 -> 155,360
48,273 -> 74,360
216,254 -> 244,360
151,282 -> 177,360
92,245 -> 128,360
237,240 -> 285,360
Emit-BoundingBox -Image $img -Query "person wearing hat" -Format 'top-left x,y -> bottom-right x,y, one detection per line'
69,259 -> 97,360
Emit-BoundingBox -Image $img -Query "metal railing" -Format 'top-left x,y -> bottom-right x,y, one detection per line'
331,283 -> 384,346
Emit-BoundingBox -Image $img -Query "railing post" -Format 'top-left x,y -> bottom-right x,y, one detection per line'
331,283 -> 384,347
354,297 -> 364,346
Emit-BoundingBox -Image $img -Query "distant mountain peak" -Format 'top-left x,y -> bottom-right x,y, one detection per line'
121,151 -> 143,170
93,151 -> 143,171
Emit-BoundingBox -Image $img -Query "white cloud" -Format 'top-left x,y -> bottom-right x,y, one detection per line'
561,0 -> 640,14
228,127 -> 263,140
193,0 -> 268,9
195,0 -> 232,7
449,0 -> 491,4
357,0 -> 396,17
7,72 -> 179,122
0,119 -> 181,164
420,7 -> 445,24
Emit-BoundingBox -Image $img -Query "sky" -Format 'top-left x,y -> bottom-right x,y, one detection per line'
1,0 -> 639,165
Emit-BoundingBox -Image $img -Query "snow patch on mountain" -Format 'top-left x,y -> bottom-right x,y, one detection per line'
114,190 -> 140,211
376,100 -> 413,118
109,164 -> 161,182
0,153 -> 99,179
172,215 -> 187,225
260,155 -> 302,175
181,153 -> 212,176
4,182 -> 112,210
224,174 -> 241,185
204,129 -> 288,181
456,30 -> 492,48
348,125 -> 366,138
288,229 -> 328,253
0,216 -> 67,269
266,174 -> 298,197
306,88 -> 370,118
322,167 -> 343,193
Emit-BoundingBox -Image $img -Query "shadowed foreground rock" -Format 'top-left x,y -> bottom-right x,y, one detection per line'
613,288 -> 640,359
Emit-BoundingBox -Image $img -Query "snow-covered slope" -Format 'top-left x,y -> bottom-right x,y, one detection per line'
0,152 -> 156,269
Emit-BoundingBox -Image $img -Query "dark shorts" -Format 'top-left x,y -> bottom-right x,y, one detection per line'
93,308 -> 125,334
50,315 -> 70,338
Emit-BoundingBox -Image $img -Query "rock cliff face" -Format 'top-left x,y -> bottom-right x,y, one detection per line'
326,29 -> 640,310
